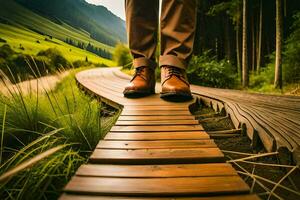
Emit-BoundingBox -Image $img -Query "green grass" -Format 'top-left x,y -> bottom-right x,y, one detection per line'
0,24 -> 114,66
0,67 -> 119,199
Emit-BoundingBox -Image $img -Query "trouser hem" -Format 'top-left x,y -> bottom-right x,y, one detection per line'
159,55 -> 187,70
133,57 -> 157,69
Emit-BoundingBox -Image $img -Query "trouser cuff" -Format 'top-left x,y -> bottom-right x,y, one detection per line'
159,55 -> 187,70
133,57 -> 157,69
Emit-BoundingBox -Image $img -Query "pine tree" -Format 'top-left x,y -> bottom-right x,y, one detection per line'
242,0 -> 249,87
274,0 -> 283,89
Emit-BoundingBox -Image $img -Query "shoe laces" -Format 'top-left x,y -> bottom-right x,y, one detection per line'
132,67 -> 146,81
135,66 -> 145,75
166,67 -> 183,78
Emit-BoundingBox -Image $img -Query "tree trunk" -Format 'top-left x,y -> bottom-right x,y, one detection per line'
236,17 -> 242,80
242,0 -> 249,88
274,0 -> 283,89
225,18 -> 232,61
256,0 -> 263,73
251,12 -> 256,72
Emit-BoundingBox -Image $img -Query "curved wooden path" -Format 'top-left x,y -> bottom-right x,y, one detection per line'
190,84 -> 300,165
59,67 -> 261,199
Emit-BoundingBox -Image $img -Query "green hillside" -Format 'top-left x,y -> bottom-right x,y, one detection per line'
0,0 -> 115,65
0,0 -> 114,50
16,0 -> 126,46
0,24 -> 114,65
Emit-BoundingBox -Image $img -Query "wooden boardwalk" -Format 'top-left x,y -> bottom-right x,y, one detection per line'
190,84 -> 300,165
74,67 -> 300,165
60,68 -> 260,199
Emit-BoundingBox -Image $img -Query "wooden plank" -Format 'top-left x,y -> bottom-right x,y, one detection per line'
90,148 -> 224,164
64,176 -> 249,196
118,115 -> 195,121
207,129 -> 242,135
121,110 -> 191,116
96,140 -> 217,149
115,120 -> 199,126
124,106 -> 188,111
76,163 -> 237,178
105,132 -> 210,141
110,125 -> 204,132
60,194 -> 260,200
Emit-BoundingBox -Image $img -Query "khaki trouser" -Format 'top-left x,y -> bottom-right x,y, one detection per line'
125,0 -> 197,70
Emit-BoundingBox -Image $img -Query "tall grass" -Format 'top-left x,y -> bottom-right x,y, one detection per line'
0,66 -> 118,199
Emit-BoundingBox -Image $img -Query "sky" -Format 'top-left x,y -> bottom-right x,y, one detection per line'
85,0 -> 126,20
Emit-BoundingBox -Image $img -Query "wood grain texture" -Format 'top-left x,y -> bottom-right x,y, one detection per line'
76,163 -> 237,178
121,110 -> 191,116
115,120 -> 199,126
60,194 -> 260,200
118,115 -> 195,121
96,140 -> 217,149
105,132 -> 210,141
90,148 -> 224,164
123,106 -> 189,111
64,176 -> 249,196
110,125 -> 204,132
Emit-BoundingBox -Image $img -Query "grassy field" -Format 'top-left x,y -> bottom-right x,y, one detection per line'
0,24 -> 114,66
0,0 -> 115,66
0,68 -> 119,199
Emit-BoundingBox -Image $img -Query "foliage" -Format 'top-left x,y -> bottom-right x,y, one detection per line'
37,48 -> 69,70
283,12 -> 300,83
207,0 -> 241,25
0,37 -> 6,43
187,51 -> 237,88
65,39 -> 112,60
72,60 -> 107,68
86,42 -> 112,60
0,68 -> 118,199
113,43 -> 132,69
0,133 -> 84,200
0,45 -> 70,82
0,44 -> 14,58
0,44 -> 109,83
249,63 -> 275,90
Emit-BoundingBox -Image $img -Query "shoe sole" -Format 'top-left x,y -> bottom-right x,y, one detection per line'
160,92 -> 193,102
123,90 -> 155,98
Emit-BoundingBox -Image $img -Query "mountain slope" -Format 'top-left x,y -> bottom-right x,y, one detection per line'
0,0 -> 115,65
15,0 -> 126,46
0,0 -> 118,49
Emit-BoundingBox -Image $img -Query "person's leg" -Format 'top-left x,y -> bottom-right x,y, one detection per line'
123,0 -> 159,97
160,0 -> 197,69
160,0 -> 197,100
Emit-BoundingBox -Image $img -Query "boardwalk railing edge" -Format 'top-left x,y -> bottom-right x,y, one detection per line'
190,92 -> 298,166
75,72 -> 124,110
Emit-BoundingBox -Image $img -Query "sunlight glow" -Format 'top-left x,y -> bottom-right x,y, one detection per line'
85,0 -> 126,20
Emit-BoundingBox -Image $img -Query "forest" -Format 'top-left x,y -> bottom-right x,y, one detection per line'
190,0 -> 300,93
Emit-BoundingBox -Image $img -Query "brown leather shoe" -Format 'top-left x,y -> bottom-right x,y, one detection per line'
123,66 -> 156,98
160,66 -> 192,101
